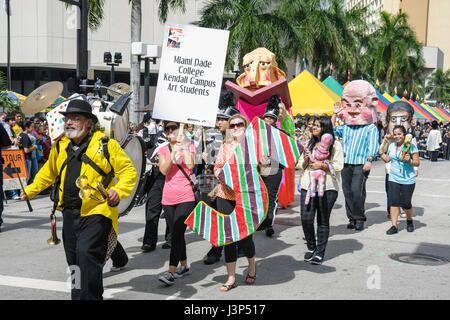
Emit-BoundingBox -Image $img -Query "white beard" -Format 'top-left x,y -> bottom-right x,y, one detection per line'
64,124 -> 87,139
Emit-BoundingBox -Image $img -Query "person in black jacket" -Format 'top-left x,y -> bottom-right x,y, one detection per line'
141,121 -> 171,252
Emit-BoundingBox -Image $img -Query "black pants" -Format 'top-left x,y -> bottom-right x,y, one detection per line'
259,168 -> 283,230
388,181 -> 415,209
143,174 -> 170,245
163,201 -> 196,267
217,197 -> 255,263
62,209 -> 111,300
341,164 -> 370,222
202,192 -> 223,258
430,150 -> 439,162
300,190 -> 338,257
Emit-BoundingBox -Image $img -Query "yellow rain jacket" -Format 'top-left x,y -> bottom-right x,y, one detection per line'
24,131 -> 137,234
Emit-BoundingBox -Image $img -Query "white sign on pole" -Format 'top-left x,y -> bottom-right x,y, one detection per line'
152,24 -> 230,128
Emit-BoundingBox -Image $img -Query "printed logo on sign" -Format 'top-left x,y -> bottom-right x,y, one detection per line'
167,27 -> 183,48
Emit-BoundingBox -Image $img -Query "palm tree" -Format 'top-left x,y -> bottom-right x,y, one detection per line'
426,69 -> 450,103
370,11 -> 423,89
65,0 -> 187,124
279,0 -> 369,79
196,0 -> 297,73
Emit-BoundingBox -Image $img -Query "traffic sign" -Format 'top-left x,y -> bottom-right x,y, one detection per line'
1,149 -> 28,191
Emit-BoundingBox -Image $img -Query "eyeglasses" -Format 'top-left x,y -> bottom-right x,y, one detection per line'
390,116 -> 409,123
63,116 -> 83,123
165,125 -> 179,132
229,122 -> 245,129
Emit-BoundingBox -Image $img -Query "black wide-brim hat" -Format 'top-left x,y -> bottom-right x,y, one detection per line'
60,99 -> 98,123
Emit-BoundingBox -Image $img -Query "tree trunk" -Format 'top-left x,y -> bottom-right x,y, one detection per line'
295,56 -> 301,77
130,0 -> 142,125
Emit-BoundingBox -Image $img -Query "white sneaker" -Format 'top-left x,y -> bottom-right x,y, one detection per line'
400,213 -> 407,218
12,196 -> 20,200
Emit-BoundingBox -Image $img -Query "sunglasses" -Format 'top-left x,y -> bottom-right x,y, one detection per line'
229,122 -> 245,129
165,125 -> 179,132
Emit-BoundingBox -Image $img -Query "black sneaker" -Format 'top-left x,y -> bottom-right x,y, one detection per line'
203,254 -> 221,265
386,226 -> 398,235
174,266 -> 190,279
162,242 -> 171,249
265,227 -> 275,237
406,220 -> 414,232
310,255 -> 323,265
158,272 -> 175,285
347,220 -> 356,229
355,221 -> 365,231
141,244 -> 156,252
304,250 -> 315,262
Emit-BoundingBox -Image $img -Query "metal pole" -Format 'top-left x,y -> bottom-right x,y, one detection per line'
6,0 -> 11,90
110,64 -> 115,86
144,58 -> 149,106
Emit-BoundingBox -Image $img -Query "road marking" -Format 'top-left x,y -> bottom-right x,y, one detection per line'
0,274 -> 129,299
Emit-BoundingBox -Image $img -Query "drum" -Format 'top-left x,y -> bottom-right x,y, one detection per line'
118,135 -> 146,217
91,99 -> 129,146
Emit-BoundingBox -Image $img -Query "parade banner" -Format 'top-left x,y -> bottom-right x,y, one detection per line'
1,149 -> 28,191
152,24 -> 229,128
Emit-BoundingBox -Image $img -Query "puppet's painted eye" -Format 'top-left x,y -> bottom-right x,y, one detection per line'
259,61 -> 270,68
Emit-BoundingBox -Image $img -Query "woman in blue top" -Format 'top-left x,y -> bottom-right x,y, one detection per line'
381,125 -> 420,234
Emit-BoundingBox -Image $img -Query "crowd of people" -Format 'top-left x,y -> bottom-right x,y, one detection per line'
1,80 -> 449,299
0,111 -> 51,200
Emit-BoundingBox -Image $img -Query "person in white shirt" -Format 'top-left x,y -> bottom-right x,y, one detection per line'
426,121 -> 442,162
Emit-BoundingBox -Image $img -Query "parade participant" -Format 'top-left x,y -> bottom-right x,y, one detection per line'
157,121 -> 196,286
257,94 -> 290,237
215,114 -> 256,292
426,121 -> 442,162
378,101 -> 418,218
228,47 -> 297,209
21,99 -> 137,299
332,80 -> 379,231
0,124 -> 12,232
298,116 -> 343,264
381,125 -> 420,234
141,121 -> 171,253
203,91 -> 239,265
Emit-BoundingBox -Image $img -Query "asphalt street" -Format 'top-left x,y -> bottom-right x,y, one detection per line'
0,159 -> 449,301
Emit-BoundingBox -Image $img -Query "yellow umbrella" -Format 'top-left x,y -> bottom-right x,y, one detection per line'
289,70 -> 340,116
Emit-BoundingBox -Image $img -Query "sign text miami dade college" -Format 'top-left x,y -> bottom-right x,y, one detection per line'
153,25 -> 230,127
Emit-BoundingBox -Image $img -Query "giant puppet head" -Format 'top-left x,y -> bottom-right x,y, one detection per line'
383,100 -> 417,135
236,48 -> 286,91
339,80 -> 379,125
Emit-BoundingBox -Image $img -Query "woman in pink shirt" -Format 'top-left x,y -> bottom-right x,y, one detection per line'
157,121 -> 196,286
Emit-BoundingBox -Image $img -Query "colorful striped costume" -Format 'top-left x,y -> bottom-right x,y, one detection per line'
185,117 -> 301,247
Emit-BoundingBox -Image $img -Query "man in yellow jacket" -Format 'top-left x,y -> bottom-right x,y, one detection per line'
21,99 -> 137,300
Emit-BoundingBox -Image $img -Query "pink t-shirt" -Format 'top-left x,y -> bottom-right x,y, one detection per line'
158,143 -> 195,205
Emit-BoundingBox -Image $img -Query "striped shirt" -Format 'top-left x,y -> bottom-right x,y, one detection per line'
334,124 -> 379,165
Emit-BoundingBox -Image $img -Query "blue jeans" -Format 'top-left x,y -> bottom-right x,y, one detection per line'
26,158 -> 39,185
